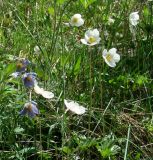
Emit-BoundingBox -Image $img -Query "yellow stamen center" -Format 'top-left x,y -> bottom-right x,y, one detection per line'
16,62 -> 24,69
106,53 -> 112,62
26,104 -> 32,112
88,36 -> 96,44
25,76 -> 32,82
72,17 -> 78,23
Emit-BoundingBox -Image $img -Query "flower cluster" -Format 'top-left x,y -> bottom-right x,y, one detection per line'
11,58 -> 55,118
11,58 -> 30,78
12,11 -> 140,118
11,56 -> 86,117
67,12 -> 139,67
67,13 -> 121,67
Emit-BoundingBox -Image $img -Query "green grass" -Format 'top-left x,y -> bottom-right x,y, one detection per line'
0,0 -> 153,159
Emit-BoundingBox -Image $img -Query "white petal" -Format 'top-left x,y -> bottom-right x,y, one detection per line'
104,58 -> 116,67
73,14 -> 81,19
63,22 -> 70,26
11,72 -> 20,78
102,49 -> 108,57
93,29 -> 99,38
106,61 -> 116,68
113,53 -> 120,62
75,18 -> 84,27
42,91 -> 54,99
34,46 -> 40,54
130,19 -> 138,26
109,48 -> 117,55
85,30 -> 93,38
96,37 -> 101,44
129,12 -> 139,26
85,33 -> 89,41
81,39 -> 88,45
130,12 -> 139,20
34,85 -> 54,99
87,41 -> 98,46
64,99 -> 86,115
34,85 -> 44,94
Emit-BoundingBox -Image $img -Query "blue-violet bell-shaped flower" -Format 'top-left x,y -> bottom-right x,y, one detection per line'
16,59 -> 30,72
22,72 -> 37,88
19,101 -> 39,118
11,59 -> 30,78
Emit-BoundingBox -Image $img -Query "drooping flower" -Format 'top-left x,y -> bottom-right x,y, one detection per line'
102,48 -> 120,68
22,72 -> 37,88
16,59 -> 30,72
129,12 -> 139,26
81,29 -> 101,46
19,101 -> 39,118
11,59 -> 30,78
34,84 -> 54,99
64,99 -> 86,115
70,14 -> 84,27
34,45 -> 41,54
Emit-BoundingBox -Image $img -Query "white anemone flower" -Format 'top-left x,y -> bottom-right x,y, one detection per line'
64,99 -> 86,115
102,48 -> 120,68
129,12 -> 139,26
34,45 -> 40,54
81,29 -> 101,46
34,85 -> 54,99
70,14 -> 84,27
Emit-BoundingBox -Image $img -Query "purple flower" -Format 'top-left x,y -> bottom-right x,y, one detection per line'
22,72 -> 37,88
11,72 -> 21,78
11,59 -> 30,78
19,101 -> 39,118
16,59 -> 30,72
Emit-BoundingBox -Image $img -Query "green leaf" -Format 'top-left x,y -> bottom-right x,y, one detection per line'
48,7 -> 54,16
62,146 -> 72,154
143,6 -> 150,18
80,0 -> 97,9
73,56 -> 81,76
19,147 -> 36,154
5,63 -> 16,76
136,75 -> 148,86
57,0 -> 66,5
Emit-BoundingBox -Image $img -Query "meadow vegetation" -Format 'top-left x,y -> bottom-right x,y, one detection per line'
0,0 -> 153,159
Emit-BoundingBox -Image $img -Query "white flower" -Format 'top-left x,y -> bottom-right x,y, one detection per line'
129,12 -> 139,26
34,45 -> 40,54
41,90 -> 54,99
108,17 -> 115,25
34,85 -> 54,99
70,14 -> 84,27
81,29 -> 101,46
102,48 -> 120,67
64,99 -> 86,115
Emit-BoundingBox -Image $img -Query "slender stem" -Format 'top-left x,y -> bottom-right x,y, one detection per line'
92,98 -> 113,134
88,48 -> 92,134
39,119 -> 42,160
29,90 -> 32,102
124,124 -> 131,160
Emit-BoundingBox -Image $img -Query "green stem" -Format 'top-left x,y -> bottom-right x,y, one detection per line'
124,124 -> 131,160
